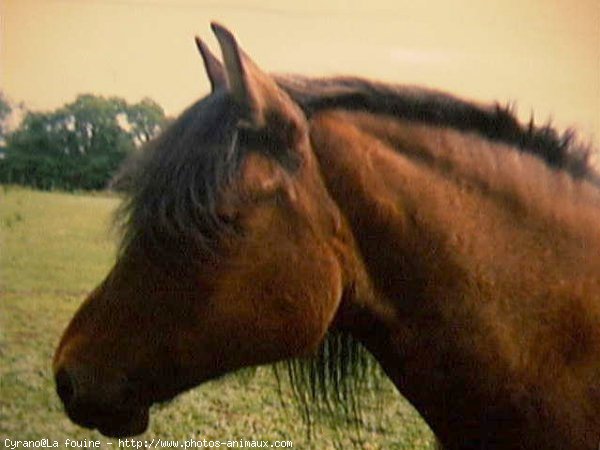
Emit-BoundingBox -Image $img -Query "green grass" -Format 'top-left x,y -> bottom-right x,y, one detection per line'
0,186 -> 435,449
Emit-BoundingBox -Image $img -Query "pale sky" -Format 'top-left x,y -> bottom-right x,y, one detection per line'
1,0 -> 599,145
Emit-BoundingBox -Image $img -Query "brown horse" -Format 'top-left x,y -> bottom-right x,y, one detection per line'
53,23 -> 600,449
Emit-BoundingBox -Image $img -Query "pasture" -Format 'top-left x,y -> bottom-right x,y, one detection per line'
0,187 -> 435,449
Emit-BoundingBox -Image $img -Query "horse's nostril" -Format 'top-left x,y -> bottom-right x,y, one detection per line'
55,368 -> 75,407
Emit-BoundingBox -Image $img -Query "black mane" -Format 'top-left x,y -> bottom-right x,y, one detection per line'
276,75 -> 598,183
117,74 -> 598,258
116,90 -> 245,258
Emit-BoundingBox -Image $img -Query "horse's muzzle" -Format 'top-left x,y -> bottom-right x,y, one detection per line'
54,366 -> 150,437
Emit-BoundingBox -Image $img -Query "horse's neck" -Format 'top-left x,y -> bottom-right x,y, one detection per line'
310,109 -> 600,449
311,109 -> 600,289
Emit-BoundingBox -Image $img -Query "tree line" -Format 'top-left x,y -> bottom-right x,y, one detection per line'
0,92 -> 168,191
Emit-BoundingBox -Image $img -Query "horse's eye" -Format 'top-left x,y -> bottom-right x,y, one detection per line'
216,210 -> 244,234
217,212 -> 238,226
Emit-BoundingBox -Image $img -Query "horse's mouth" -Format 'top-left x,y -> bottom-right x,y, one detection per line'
66,404 -> 150,438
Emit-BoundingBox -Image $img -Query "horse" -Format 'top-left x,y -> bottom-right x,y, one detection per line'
53,23 -> 600,449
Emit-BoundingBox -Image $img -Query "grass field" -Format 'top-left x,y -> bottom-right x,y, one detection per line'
0,186 -> 435,449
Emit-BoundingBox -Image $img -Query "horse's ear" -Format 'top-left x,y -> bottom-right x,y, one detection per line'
195,36 -> 226,92
211,22 -> 297,129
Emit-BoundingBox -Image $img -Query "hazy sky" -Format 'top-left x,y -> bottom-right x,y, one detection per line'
2,0 -> 599,145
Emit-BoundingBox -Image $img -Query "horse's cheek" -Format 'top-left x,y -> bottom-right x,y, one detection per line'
201,247 -> 342,362
272,248 -> 344,355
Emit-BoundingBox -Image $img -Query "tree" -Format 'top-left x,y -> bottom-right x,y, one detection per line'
125,97 -> 167,146
0,94 -> 148,190
0,91 -> 12,145
0,94 -> 169,191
